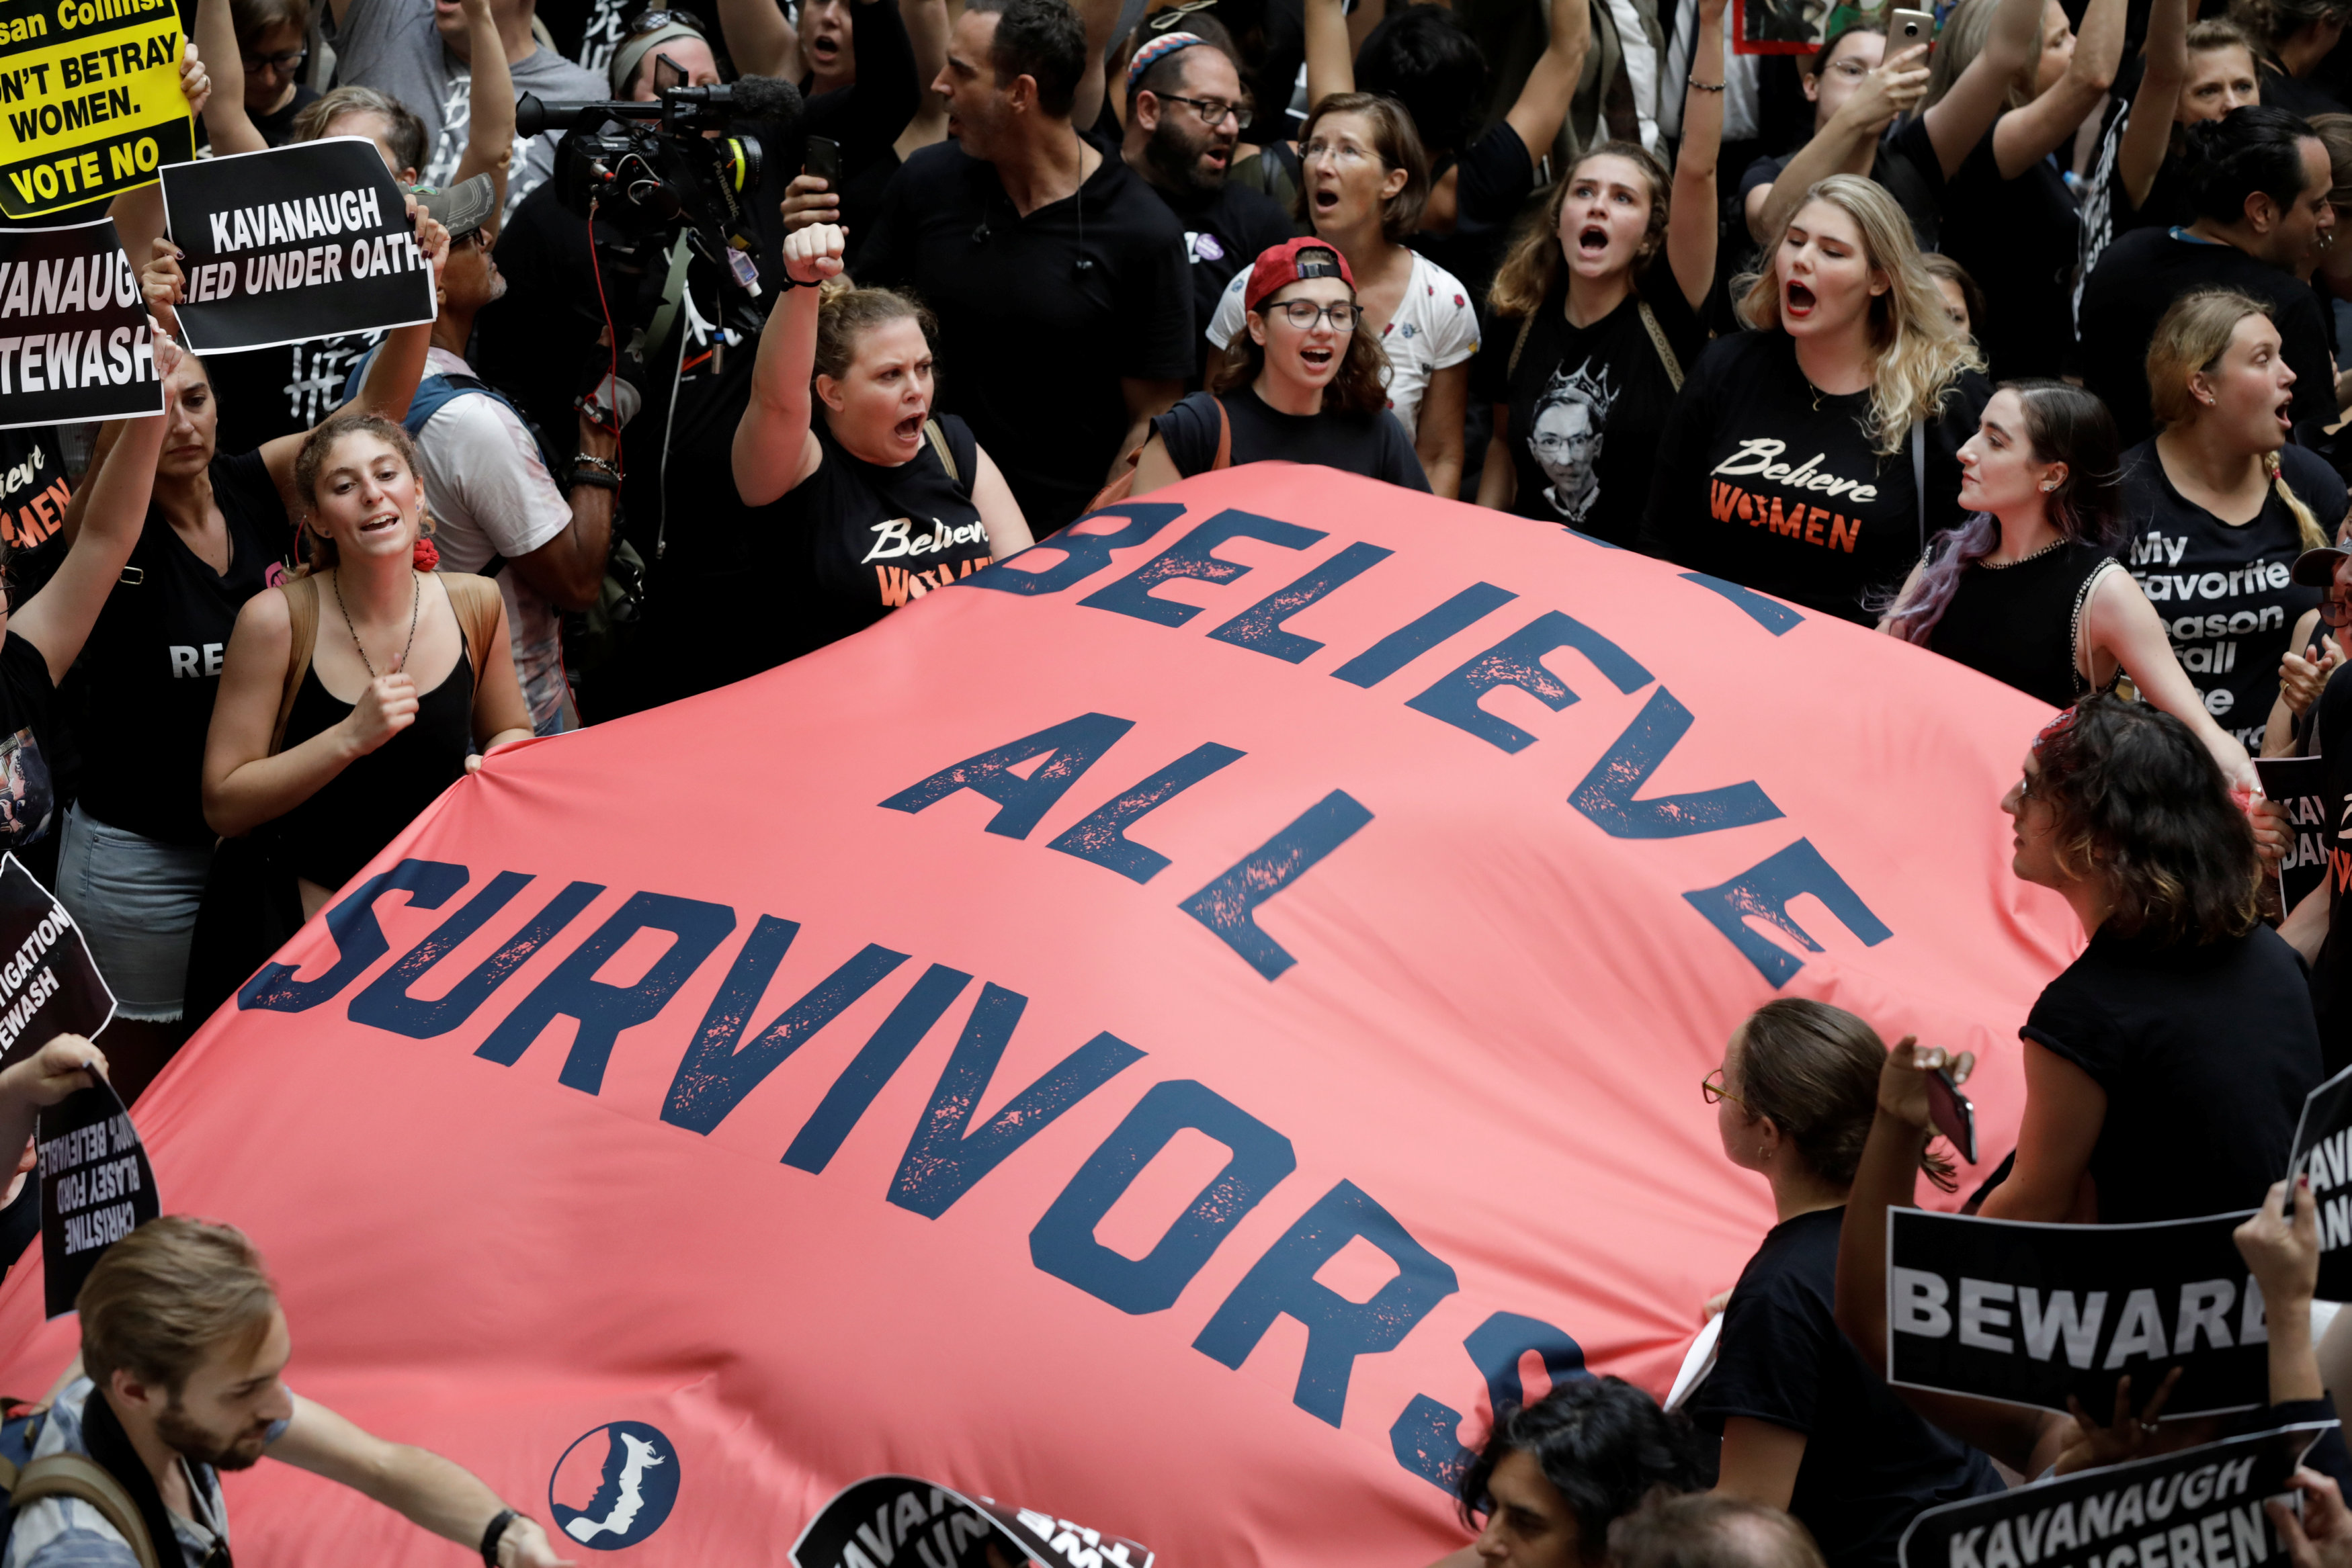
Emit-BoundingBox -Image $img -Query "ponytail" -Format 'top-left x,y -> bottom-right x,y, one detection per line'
2265,451 -> 2333,552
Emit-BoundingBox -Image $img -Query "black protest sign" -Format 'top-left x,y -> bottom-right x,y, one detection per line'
0,851 -> 112,1072
1886,1207 -> 2269,1418
0,0 -> 194,219
790,1476 -> 1156,1568
2287,1063 -> 2352,1300
0,217 -> 158,428
37,1072 -> 155,1316
2258,757 -> 2330,915
162,138 -> 433,353
1899,1422 -> 2330,1568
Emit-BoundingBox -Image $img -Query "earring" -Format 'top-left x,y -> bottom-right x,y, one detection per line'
2041,480 -> 2057,492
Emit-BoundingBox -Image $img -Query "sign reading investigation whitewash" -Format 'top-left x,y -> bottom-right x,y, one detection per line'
161,137 -> 434,353
0,850 -> 113,1073
0,0 -> 194,218
0,216 -> 158,429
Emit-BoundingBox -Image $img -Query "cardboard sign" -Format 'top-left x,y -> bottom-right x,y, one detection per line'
791,1477 -> 1154,1568
0,216 -> 157,429
36,1072 -> 155,1315
2287,1063 -> 2352,1299
1899,1422 -> 2329,1568
2257,757 -> 2330,915
0,0 -> 192,218
161,138 -> 433,353
1888,1207 -> 2270,1418
0,851 -> 113,1072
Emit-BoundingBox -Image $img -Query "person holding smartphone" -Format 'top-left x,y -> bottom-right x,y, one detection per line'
1691,998 -> 2000,1568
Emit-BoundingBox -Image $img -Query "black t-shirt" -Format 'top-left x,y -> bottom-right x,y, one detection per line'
856,137 -> 1196,533
2312,668 -> 2352,1074
531,0 -> 631,72
2076,88 -> 2195,333
2025,922 -> 2321,1223
1149,388 -> 1429,490
1940,130 -> 2079,382
0,633 -> 62,849
472,181 -> 626,440
1412,123 -> 1537,306
76,451 -> 292,846
1473,263 -> 1706,547
0,425 -> 72,607
1692,1207 -> 2001,1568
200,332 -> 382,457
770,415 -> 994,659
1638,329 -> 1988,623
2079,226 -> 2336,449
1736,117 -> 1945,253
2260,60 -> 2349,120
1140,176 -> 1295,384
794,0 -> 921,247
2117,439 -> 2337,750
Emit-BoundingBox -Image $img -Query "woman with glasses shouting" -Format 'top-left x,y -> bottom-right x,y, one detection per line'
1131,238 -> 1428,495
225,0 -> 315,144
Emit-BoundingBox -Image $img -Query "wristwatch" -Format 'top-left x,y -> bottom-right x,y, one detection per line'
480,1508 -> 519,1567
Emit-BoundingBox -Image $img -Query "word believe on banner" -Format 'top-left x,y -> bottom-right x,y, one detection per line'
0,216 -> 157,429
1899,1422 -> 2330,1568
1888,1207 -> 2271,1418
38,1072 -> 156,1316
0,0 -> 192,218
161,137 -> 433,354
790,1475 -> 1154,1568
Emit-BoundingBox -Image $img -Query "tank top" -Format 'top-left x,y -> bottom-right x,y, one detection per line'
275,650 -> 474,889
1925,537 -> 2120,709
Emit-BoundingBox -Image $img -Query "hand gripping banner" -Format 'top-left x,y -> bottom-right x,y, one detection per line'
0,466 -> 2083,1563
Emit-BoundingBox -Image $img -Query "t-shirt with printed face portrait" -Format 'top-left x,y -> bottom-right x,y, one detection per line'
2117,439 -> 2337,753
1638,330 -> 1987,623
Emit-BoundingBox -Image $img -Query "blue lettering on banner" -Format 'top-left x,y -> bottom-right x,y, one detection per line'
780,964 -> 974,1173
1192,1179 -> 1460,1427
1390,1313 -> 1590,1490
887,982 -> 1145,1219
1030,1078 -> 1298,1313
1569,689 -> 1784,840
1207,541 -> 1395,662
1405,611 -> 1655,752
1331,582 -> 1518,689
1179,790 -> 1374,980
878,712 -> 1134,840
660,916 -> 911,1135
964,503 -> 1184,596
1684,838 -> 1894,986
474,892 -> 738,1092
239,858 -> 470,1012
1678,572 -> 1804,634
1046,742 -> 1247,884
1079,509 -> 1327,627
347,874 -> 603,1037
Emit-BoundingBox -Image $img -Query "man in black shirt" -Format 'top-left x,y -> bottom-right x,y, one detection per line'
855,0 -> 1193,533
1118,27 -> 1295,385
2078,104 -> 2337,447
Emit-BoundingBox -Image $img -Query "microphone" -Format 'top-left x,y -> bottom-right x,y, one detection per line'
672,75 -> 804,122
513,75 -> 804,138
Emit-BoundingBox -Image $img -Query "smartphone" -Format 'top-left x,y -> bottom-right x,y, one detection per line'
1889,7 -> 1937,48
1926,1066 -> 1977,1166
804,135 -> 843,185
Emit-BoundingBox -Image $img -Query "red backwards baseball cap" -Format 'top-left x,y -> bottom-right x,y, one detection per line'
1244,237 -> 1355,316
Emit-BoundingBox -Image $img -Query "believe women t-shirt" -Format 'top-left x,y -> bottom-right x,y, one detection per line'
1639,330 -> 1986,623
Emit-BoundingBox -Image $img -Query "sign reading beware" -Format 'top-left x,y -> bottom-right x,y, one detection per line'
0,0 -> 192,218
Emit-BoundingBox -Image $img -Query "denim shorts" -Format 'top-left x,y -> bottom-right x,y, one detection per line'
56,802 -> 213,1022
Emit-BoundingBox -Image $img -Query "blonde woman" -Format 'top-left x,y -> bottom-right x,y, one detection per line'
2120,289 -> 2345,754
1639,175 -> 1987,624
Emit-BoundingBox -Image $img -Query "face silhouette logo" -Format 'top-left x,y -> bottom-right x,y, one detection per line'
549,1422 -> 679,1551
1529,359 -> 1620,525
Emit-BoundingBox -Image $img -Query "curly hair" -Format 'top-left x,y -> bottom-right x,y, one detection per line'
1206,290 -> 1390,414
292,410 -> 431,573
2028,696 -> 2260,945
1458,1377 -> 1708,1563
1734,998 -> 1958,1191
1487,142 -> 1673,321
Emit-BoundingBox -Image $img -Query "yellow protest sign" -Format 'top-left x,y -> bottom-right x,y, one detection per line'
0,0 -> 192,218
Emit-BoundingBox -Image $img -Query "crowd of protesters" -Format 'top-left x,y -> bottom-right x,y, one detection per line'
11,0 -> 2352,1559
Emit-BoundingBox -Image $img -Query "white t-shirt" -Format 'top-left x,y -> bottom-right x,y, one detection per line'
1206,250 -> 1480,439
413,348 -> 572,733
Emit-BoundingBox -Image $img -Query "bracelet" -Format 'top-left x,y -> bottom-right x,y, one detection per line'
571,469 -> 621,492
782,274 -> 823,289
1687,76 -> 1726,91
480,1509 -> 519,1568
575,451 -> 621,478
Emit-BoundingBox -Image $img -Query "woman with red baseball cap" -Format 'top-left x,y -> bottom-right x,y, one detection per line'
1129,237 -> 1429,495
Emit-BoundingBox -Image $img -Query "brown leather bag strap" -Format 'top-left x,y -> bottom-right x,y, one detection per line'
268,576 -> 320,758
1211,395 -> 1231,471
13,1454 -> 163,1568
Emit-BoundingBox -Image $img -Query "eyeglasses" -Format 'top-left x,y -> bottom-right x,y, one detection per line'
1146,0 -> 1219,30
1154,91 -> 1241,128
623,7 -> 704,37
1265,300 -> 1357,331
1701,1068 -> 1747,1108
243,45 -> 307,75
1302,136 -> 1377,165
1531,432 -> 1589,457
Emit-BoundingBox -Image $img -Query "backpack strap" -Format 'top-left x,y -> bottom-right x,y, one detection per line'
13,1454 -> 162,1568
923,419 -> 960,487
443,574 -> 503,693
269,575 -> 321,758
1210,396 -> 1231,471
1911,416 -> 1928,558
1506,312 -> 1537,381
1637,302 -> 1684,393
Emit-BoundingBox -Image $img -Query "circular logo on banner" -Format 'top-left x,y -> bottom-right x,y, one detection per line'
548,1422 -> 679,1551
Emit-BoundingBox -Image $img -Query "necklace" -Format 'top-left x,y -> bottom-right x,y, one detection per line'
1977,535 -> 2068,570
332,566 -> 419,680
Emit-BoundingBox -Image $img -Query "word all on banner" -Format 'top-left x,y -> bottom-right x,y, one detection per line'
0,0 -> 192,218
